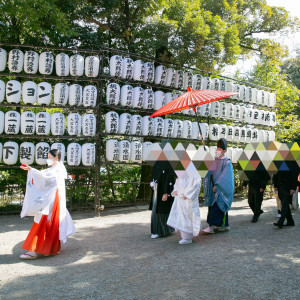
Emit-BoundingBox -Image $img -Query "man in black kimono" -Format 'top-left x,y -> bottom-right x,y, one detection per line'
149,161 -> 176,238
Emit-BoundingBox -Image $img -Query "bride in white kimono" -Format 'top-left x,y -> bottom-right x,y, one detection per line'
19,149 -> 75,259
167,163 -> 202,244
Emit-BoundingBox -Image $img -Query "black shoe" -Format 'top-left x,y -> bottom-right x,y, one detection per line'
283,223 -> 295,227
251,218 -> 258,223
273,222 -> 283,229
260,210 -> 264,214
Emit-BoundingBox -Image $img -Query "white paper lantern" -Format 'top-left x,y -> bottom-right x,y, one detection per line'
220,79 -> 226,91
83,85 -> 97,107
67,113 -> 81,135
210,101 -> 220,118
51,143 -> 66,162
239,85 -> 246,101
21,111 -> 35,135
85,56 -> 100,77
245,128 -> 252,143
251,109 -> 259,124
0,48 -> 7,72
231,148 -> 239,164
8,49 -> 24,73
257,110 -> 265,125
245,108 -> 253,124
0,142 -> 2,162
233,104 -> 241,120
173,120 -> 183,138
132,87 -> 144,108
119,140 -> 131,162
143,62 -> 154,83
175,70 -> 184,89
3,141 -> 18,165
120,84 -> 133,106
252,128 -> 258,142
209,146 -> 217,158
200,103 -> 211,117
226,147 -> 233,160
232,84 -> 240,100
264,91 -> 270,107
51,112 -> 65,136
209,124 -> 219,140
263,111 -> 271,126
142,142 -> 153,161
130,141 -> 142,162
257,130 -> 264,142
53,83 -> 69,106
183,71 -> 193,90
6,80 -> 21,103
226,103 -> 234,120
82,143 -> 95,166
256,90 -> 263,105
82,113 -> 96,136
119,113 -> 132,134
165,68 -> 176,87
0,111 -> 4,134
5,110 -> 20,134
270,112 -> 277,127
192,74 -> 203,90
69,84 -> 82,106
153,117 -> 164,136
164,92 -> 173,106
70,54 -> 84,77
0,80 -> 5,103
218,102 -> 227,119
163,119 -> 174,138
142,116 -> 153,136
192,122 -> 199,140
105,111 -> 119,134
240,127 -> 246,143
211,78 -> 220,91
233,126 -> 241,142
250,88 -> 257,104
269,130 -> 276,142
22,81 -> 37,104
261,91 -> 267,106
202,77 -> 212,90
143,89 -> 154,110
67,143 -> 82,166
269,93 -> 276,107
36,112 -> 50,135
132,60 -> 145,81
55,53 -> 70,76
239,106 -> 246,122
110,55 -> 123,77
35,142 -> 51,165
106,139 -> 119,161
39,52 -> 54,75
200,123 -> 209,140
225,81 -> 233,92
24,51 -> 39,74
219,124 -> 227,139
153,91 -> 165,110
106,83 -> 120,105
131,115 -> 143,135
226,125 -> 234,141
155,65 -> 167,85
37,82 -> 52,105
244,87 -> 252,102
121,57 -> 133,80
19,142 -> 35,165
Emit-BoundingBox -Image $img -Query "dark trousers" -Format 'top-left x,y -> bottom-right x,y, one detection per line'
277,188 -> 294,226
248,185 -> 264,217
207,202 -> 229,227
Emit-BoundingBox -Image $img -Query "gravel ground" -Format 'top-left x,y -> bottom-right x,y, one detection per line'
0,197 -> 300,300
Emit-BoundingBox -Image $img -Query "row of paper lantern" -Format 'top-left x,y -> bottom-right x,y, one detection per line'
0,48 -> 100,77
0,111 -> 96,136
0,80 -> 97,107
106,140 -> 244,164
0,141 -> 95,166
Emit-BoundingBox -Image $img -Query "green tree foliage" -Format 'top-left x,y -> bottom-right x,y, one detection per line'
281,57 -> 300,90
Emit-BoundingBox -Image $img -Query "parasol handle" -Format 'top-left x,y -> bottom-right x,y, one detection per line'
192,106 -> 207,151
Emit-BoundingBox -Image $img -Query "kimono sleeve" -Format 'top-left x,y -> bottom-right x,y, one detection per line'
183,177 -> 202,202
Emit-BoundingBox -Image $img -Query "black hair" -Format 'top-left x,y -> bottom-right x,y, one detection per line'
49,149 -> 61,161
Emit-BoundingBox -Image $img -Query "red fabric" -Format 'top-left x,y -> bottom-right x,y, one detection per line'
22,189 -> 61,256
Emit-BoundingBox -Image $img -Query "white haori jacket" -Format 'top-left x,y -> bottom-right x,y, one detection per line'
167,168 -> 201,237
21,162 -> 76,243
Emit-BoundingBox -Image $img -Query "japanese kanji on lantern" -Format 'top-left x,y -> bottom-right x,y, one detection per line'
202,76 -> 212,90
6,80 -> 21,103
220,79 -> 226,91
264,111 -> 271,126
21,111 -> 35,135
239,105 -> 246,122
106,83 -> 120,105
233,104 -> 240,120
239,85 -> 246,102
5,110 -> 20,134
105,111 -> 119,134
37,82 -> 52,105
85,56 -> 100,78
69,84 -> 83,106
19,142 -> 35,165
67,143 -> 82,166
0,48 -> 7,72
110,55 -> 123,77
199,103 -> 211,117
163,119 -> 174,138
245,107 -> 253,124
153,117 -> 164,137
226,103 -> 234,120
22,81 -> 37,104
132,87 -> 144,108
119,113 -> 131,135
153,91 -> 165,111
106,139 -> 119,161
270,111 -> 277,127
51,112 -> 65,136
219,124 -> 227,139
226,125 -> 234,141
182,120 -> 192,139
200,123 -> 209,140
225,81 -> 233,92
82,143 -> 95,166
0,111 -> 4,134
83,85 -> 97,107
121,57 -> 133,80
120,84 -> 133,106
264,91 -> 270,107
36,111 -> 51,135
131,115 -> 142,135
233,126 -> 241,142
210,101 -> 220,118
82,113 -> 96,136
209,124 -> 219,141
3,141 -> 18,165
8,49 -> 24,73
56,53 -> 70,76
67,113 -> 82,135
173,120 -> 183,138
51,143 -> 66,162
130,141 -> 142,162
119,140 -> 131,162
54,83 -> 69,105
192,74 -> 202,90
39,52 -> 54,75
240,126 -> 247,143
245,127 -> 252,143
252,128 -> 258,142
258,110 -> 265,125
183,71 -> 193,90
0,80 -> 4,103
165,68 -> 176,87
232,84 -> 240,100
35,142 -> 50,165
143,89 -> 154,110
155,65 -> 167,86
143,62 -> 154,83
175,70 -> 184,89
132,59 -> 145,81
211,78 -> 220,91
24,50 -> 39,74
70,54 -> 84,77
141,116 -> 153,136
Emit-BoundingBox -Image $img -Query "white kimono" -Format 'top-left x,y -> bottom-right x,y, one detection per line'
167,170 -> 201,237
21,162 -> 76,243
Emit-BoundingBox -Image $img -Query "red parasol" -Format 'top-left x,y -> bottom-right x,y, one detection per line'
150,87 -> 238,148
